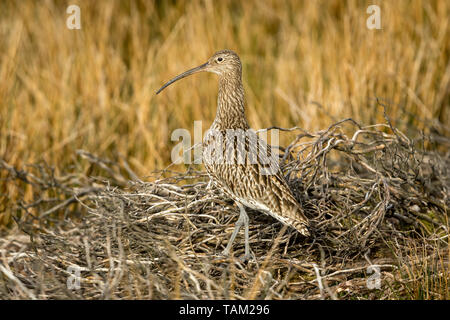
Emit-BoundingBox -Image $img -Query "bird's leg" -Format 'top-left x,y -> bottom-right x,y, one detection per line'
222,213 -> 243,256
206,178 -> 213,191
240,204 -> 251,261
222,204 -> 251,261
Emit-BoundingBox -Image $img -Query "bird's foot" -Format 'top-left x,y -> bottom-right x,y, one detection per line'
221,248 -> 230,257
239,253 -> 252,263
221,249 -> 252,262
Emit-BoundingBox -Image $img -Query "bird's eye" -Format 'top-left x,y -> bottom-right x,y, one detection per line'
217,57 -> 223,62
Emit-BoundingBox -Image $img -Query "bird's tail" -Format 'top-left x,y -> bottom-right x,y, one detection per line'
277,201 -> 310,237
289,216 -> 310,237
266,203 -> 310,236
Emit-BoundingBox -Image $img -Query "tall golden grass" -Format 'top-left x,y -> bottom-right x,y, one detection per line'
0,0 -> 449,225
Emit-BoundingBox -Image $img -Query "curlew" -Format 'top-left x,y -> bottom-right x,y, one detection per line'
157,50 -> 309,260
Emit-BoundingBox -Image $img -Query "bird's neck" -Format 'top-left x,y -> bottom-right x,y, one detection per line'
213,73 -> 249,130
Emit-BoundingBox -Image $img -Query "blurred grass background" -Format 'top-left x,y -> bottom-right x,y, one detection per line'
0,0 -> 449,226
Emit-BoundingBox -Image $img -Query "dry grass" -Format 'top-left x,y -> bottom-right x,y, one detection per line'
0,1 -> 449,300
1,118 -> 449,299
1,0 -> 449,225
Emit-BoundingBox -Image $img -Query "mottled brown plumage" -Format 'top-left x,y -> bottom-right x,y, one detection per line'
157,50 -> 309,260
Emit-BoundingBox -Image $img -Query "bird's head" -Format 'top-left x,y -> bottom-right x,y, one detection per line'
156,50 -> 242,94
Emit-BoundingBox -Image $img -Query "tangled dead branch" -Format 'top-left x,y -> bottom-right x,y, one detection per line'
0,118 -> 448,299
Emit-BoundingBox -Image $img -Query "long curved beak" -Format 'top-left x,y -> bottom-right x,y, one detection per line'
156,62 -> 209,94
